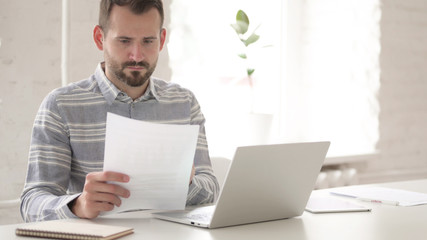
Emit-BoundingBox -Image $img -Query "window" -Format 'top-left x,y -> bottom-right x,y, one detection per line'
282,0 -> 381,157
168,0 -> 380,159
169,0 -> 282,158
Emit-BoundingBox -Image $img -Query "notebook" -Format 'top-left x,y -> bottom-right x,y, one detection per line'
152,141 -> 330,228
15,220 -> 133,240
305,196 -> 371,213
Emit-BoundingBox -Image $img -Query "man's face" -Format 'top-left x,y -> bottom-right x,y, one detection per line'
102,6 -> 165,88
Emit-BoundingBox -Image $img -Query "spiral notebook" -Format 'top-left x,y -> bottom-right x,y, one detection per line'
15,220 -> 133,240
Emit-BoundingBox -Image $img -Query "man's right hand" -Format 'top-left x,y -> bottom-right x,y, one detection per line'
70,171 -> 130,219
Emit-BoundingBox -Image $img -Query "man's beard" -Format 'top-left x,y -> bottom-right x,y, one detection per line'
109,60 -> 156,87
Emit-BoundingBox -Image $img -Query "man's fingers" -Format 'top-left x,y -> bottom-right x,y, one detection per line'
72,192 -> 116,219
84,181 -> 130,198
86,192 -> 123,207
72,171 -> 131,218
80,199 -> 115,216
94,201 -> 115,212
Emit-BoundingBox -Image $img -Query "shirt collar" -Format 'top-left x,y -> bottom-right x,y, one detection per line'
145,78 -> 160,101
95,62 -> 160,105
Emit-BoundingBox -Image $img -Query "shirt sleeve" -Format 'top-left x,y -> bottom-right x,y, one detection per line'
20,92 -> 78,222
185,92 -> 220,205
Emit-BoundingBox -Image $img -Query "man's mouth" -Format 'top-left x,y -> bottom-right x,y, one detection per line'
127,66 -> 145,71
124,61 -> 149,71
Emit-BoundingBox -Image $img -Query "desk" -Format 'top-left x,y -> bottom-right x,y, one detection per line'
2,179 -> 427,240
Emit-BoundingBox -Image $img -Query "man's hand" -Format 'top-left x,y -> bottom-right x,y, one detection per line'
70,171 -> 130,219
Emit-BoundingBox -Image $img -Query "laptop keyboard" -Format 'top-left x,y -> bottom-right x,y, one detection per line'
186,206 -> 215,222
187,212 -> 212,222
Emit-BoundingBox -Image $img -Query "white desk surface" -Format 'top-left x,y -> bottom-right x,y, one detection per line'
2,179 -> 427,240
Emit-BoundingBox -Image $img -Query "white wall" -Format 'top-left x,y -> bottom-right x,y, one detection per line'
357,0 -> 427,183
1,0 -> 427,225
0,0 -> 62,225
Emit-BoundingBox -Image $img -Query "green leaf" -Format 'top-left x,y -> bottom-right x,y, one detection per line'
230,23 -> 240,34
236,10 -> 249,26
243,33 -> 260,47
230,20 -> 249,35
231,10 -> 249,34
247,68 -> 255,76
238,53 -> 247,59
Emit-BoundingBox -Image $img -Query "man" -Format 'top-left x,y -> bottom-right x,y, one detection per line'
20,0 -> 219,222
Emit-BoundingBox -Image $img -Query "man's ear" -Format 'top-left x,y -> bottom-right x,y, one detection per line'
159,28 -> 167,51
93,25 -> 104,50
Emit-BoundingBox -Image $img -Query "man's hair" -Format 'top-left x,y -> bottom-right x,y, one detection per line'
99,0 -> 164,34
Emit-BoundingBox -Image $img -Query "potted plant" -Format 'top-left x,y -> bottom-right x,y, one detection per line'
230,10 -> 272,112
207,10 -> 274,158
224,9 -> 273,148
230,9 -> 260,89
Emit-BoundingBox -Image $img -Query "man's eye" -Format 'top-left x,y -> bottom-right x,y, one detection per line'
144,39 -> 154,44
119,39 -> 130,44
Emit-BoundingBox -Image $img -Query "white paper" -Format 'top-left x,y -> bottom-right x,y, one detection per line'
330,187 -> 427,206
102,112 -> 199,214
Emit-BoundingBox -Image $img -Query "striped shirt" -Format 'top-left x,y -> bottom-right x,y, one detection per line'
20,62 -> 219,222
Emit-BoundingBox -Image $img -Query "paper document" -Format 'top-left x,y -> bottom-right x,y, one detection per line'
330,187 -> 427,207
103,113 -> 200,214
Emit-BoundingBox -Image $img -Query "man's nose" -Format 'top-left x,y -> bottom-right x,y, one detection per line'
129,43 -> 144,62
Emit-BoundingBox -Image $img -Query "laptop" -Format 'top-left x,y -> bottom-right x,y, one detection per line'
152,141 -> 330,228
